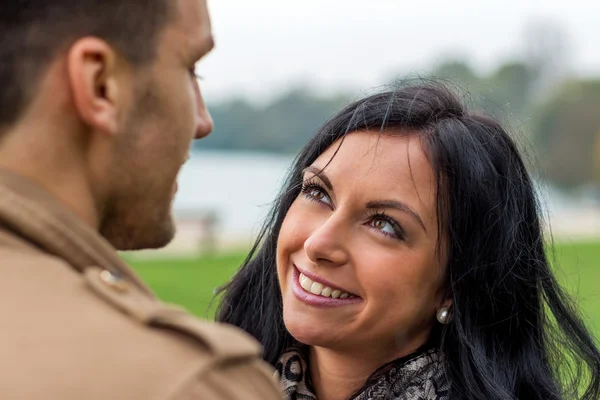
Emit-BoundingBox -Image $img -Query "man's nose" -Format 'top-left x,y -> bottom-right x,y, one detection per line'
195,86 -> 214,139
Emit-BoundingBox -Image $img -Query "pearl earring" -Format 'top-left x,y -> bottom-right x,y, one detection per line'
436,307 -> 451,324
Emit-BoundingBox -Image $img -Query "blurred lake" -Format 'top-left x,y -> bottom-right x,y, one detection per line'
151,150 -> 600,256
172,150 -> 294,247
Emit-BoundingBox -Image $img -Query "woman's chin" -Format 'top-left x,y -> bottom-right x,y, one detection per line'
284,314 -> 341,348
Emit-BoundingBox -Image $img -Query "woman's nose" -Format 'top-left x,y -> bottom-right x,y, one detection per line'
303,215 -> 349,267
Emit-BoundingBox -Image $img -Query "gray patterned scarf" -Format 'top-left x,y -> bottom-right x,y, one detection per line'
275,346 -> 450,400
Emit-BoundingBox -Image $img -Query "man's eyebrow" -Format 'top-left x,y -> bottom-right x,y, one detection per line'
302,166 -> 332,191
366,200 -> 427,232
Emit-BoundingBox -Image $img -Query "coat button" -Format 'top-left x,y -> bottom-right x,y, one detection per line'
99,270 -> 130,293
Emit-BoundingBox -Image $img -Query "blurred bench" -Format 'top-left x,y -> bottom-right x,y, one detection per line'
174,209 -> 220,255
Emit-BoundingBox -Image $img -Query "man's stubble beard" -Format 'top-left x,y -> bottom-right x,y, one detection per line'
98,82 -> 178,251
100,191 -> 176,251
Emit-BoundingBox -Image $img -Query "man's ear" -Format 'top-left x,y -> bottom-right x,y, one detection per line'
67,38 -> 126,135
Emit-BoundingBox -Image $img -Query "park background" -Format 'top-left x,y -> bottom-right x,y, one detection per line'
124,0 -> 600,338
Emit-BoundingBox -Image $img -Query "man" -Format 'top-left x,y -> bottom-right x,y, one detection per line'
0,1 -> 280,399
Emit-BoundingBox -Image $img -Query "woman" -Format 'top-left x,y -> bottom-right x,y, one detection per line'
217,84 -> 600,400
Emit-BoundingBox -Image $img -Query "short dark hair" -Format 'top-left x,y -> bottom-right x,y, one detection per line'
217,83 -> 600,400
0,0 -> 172,128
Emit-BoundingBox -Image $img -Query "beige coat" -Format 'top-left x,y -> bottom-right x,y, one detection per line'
0,170 -> 280,400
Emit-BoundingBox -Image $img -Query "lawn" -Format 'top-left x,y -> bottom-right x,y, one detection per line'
126,241 -> 600,337
126,251 -> 249,319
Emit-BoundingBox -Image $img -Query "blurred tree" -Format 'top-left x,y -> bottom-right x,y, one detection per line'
195,89 -> 349,153
523,20 -> 571,98
193,49 -> 600,192
487,62 -> 535,119
430,59 -> 537,130
196,99 -> 258,151
433,60 -> 479,87
532,79 -> 600,188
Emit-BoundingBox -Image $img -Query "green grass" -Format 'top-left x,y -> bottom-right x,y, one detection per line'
551,241 -> 600,336
126,251 -> 249,318
126,242 -> 600,337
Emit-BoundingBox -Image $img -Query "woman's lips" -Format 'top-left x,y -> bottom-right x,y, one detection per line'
295,265 -> 355,295
291,266 -> 362,308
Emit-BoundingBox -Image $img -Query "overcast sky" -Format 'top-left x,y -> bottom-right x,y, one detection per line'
199,0 -> 599,103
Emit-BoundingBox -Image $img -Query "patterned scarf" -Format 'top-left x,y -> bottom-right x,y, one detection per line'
275,346 -> 450,400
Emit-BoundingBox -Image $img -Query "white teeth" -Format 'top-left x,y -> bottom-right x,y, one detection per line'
300,275 -> 312,292
310,282 -> 324,295
298,273 -> 353,299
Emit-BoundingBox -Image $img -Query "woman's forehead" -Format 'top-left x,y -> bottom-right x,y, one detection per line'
312,131 -> 433,185
308,131 -> 438,224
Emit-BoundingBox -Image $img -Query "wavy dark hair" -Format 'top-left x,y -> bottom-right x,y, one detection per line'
216,83 -> 600,400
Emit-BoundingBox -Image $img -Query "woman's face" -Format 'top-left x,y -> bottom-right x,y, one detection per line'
276,130 -> 448,358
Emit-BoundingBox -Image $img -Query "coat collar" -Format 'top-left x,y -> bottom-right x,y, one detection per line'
0,169 -> 154,296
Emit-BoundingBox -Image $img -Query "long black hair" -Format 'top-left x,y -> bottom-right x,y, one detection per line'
216,83 -> 600,400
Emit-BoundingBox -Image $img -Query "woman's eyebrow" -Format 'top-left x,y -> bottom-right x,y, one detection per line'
302,166 -> 427,232
302,166 -> 333,190
366,200 -> 427,232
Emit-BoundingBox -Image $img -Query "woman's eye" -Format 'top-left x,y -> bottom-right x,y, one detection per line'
371,218 -> 396,235
309,189 -> 326,200
302,185 -> 332,206
368,215 -> 405,240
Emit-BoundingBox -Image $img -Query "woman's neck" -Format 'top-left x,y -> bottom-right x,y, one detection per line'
309,347 -> 367,400
308,343 -> 422,400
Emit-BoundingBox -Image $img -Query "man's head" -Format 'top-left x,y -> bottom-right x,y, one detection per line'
0,0 -> 214,250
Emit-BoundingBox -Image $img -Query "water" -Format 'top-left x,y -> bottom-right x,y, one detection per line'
168,150 -> 599,253
173,150 -> 294,244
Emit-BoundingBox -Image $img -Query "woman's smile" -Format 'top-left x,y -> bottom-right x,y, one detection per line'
290,265 -> 362,308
